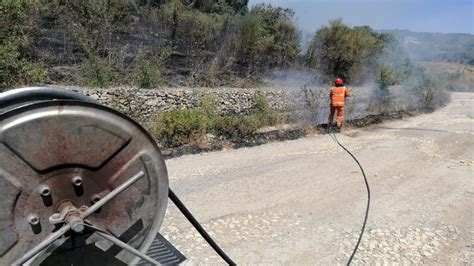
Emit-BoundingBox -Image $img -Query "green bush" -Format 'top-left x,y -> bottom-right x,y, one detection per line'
81,55 -> 115,88
377,64 -> 398,90
0,44 -> 47,90
252,92 -> 278,125
152,108 -> 208,147
213,114 -> 262,139
151,93 -> 280,147
209,93 -> 276,139
372,64 -> 399,110
20,59 -> 48,84
199,94 -> 219,127
0,1 -> 47,90
0,0 -> 35,40
134,50 -> 170,88
159,0 -> 228,51
0,45 -> 22,90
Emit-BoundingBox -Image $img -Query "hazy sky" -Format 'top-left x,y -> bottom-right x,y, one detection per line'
248,0 -> 474,34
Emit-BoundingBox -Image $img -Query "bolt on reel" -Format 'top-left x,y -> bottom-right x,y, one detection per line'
0,87 -> 182,265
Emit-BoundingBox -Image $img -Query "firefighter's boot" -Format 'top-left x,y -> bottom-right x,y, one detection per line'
336,117 -> 343,129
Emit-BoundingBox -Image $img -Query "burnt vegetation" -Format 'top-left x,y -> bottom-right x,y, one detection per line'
1,0 -> 300,88
1,0 -> 464,149
1,0 -> 462,95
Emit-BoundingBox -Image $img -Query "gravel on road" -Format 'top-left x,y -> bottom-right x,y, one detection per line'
160,92 -> 473,265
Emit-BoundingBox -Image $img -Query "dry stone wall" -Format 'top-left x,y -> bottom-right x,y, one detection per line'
68,87 -> 288,122
64,85 -> 388,128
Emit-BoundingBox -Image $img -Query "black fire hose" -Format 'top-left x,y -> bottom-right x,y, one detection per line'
329,131 -> 371,265
168,129 -> 368,266
168,189 -> 236,265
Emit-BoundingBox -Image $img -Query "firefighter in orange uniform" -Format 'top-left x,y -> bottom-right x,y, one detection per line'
328,78 -> 350,130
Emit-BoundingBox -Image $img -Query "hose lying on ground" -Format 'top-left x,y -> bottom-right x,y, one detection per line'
168,189 -> 236,266
168,126 -> 369,266
329,130 -> 371,265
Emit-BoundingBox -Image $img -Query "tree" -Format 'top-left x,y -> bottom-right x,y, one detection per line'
250,4 -> 299,67
306,19 -> 388,84
186,0 -> 248,14
235,4 -> 299,71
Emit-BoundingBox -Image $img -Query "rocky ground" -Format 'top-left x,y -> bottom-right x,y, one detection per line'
159,92 -> 473,265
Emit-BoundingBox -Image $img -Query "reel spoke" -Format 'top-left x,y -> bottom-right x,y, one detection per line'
85,224 -> 159,265
14,171 -> 146,265
12,225 -> 71,266
81,171 -> 145,218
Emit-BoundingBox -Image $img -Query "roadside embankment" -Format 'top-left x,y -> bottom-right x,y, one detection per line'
65,85 -> 446,158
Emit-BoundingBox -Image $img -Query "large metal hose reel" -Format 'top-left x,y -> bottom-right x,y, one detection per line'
0,87 -> 176,265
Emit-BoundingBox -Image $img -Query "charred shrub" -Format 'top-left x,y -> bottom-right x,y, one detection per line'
290,86 -> 326,126
410,67 -> 450,111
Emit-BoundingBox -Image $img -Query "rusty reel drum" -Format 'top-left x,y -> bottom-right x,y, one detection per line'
0,88 -> 169,265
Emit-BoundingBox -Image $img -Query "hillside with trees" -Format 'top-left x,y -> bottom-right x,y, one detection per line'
1,0 -> 300,89
1,0 -> 409,89
1,0 -> 459,104
2,0 -> 462,150
382,30 -> 474,65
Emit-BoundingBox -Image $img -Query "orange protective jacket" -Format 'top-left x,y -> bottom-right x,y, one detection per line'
330,86 -> 350,107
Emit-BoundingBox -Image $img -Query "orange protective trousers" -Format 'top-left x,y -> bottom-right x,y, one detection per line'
328,106 -> 345,128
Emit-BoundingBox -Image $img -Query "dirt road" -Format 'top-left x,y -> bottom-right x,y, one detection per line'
160,92 -> 473,265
